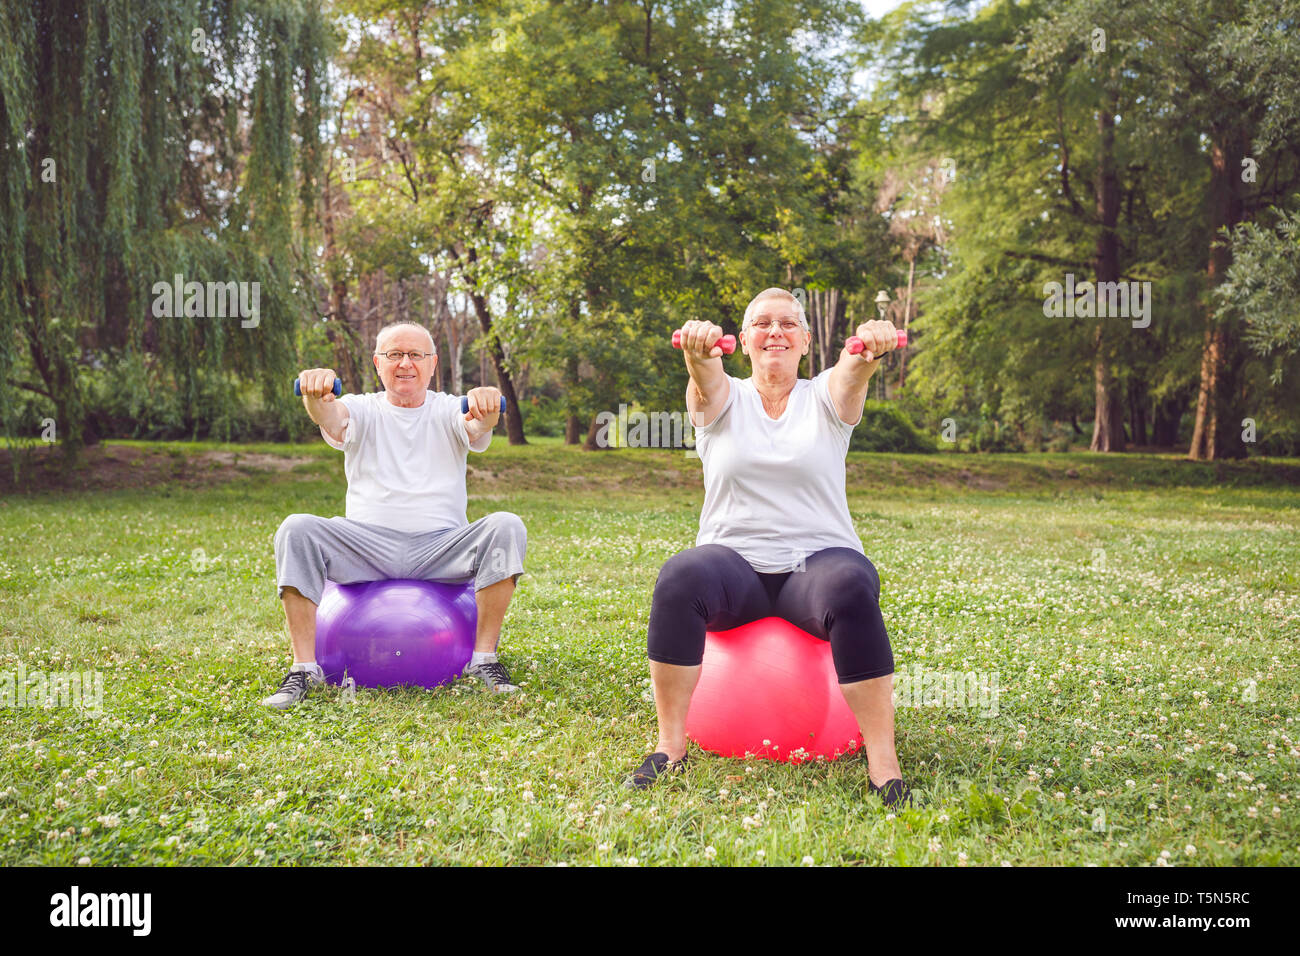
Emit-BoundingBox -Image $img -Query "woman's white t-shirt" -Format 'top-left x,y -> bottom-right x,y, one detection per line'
692,369 -> 864,572
321,391 -> 491,533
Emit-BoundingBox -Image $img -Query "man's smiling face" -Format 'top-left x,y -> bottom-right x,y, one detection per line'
373,326 -> 437,405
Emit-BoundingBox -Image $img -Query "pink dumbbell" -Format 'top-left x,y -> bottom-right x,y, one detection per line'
671,329 -> 737,354
846,329 -> 908,362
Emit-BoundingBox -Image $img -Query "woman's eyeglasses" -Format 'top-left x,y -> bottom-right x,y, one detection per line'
748,319 -> 803,333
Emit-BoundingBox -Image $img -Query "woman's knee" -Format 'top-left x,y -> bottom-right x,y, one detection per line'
653,547 -> 725,603
807,551 -> 879,606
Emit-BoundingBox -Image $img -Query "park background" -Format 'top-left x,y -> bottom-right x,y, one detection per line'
1,1 -> 1297,867
3,0 -> 1299,460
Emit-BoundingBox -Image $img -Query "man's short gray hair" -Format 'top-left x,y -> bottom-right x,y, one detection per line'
742,288 -> 809,332
375,322 -> 436,355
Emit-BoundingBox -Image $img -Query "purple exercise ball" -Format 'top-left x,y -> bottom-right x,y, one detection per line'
315,579 -> 477,689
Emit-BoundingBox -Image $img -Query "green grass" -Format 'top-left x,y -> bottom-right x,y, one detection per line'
1,439 -> 1297,866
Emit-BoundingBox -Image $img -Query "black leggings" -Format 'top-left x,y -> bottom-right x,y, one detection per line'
646,544 -> 894,684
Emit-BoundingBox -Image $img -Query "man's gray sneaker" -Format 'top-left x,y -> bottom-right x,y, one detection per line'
262,666 -> 324,709
462,658 -> 519,693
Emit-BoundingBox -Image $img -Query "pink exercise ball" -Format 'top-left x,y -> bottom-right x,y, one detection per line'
315,579 -> 476,689
684,616 -> 862,763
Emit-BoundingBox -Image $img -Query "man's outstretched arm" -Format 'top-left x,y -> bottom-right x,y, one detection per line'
296,368 -> 350,443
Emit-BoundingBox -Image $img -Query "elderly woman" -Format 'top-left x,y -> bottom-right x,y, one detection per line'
626,288 -> 911,807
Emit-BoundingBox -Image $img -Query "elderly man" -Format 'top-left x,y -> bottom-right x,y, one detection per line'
262,321 -> 526,708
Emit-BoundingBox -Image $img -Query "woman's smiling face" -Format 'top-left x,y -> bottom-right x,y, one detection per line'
739,296 -> 810,374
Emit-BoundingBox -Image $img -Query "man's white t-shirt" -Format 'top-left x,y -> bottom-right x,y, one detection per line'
692,369 -> 864,572
321,391 -> 491,533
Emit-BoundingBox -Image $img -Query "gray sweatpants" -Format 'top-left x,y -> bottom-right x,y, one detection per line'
274,512 -> 527,606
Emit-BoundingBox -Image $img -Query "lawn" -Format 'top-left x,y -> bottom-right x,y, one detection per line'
1,439 -> 1297,866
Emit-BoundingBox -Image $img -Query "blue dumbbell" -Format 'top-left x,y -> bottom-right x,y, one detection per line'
293,379 -> 343,397
462,396 -> 507,415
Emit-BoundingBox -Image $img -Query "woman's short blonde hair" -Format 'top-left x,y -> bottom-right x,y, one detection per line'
742,288 -> 809,332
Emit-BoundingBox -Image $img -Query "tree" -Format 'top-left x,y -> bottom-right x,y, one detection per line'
1,0 -> 330,458
1097,0 -> 1300,458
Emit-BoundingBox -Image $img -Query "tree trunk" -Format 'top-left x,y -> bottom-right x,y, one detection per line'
459,247 -> 526,444
582,412 -> 609,450
1152,394 -> 1184,447
446,313 -> 464,396
1090,94 -> 1125,452
1188,133 -> 1249,460
326,279 -> 362,392
899,255 -> 916,390
1127,378 -> 1148,446
563,319 -> 582,444
809,288 -> 838,374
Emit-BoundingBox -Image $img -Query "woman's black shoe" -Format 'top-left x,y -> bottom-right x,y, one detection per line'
623,752 -> 689,790
869,777 -> 914,808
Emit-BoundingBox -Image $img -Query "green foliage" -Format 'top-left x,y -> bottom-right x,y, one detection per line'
337,0 -> 874,440
1,0 -> 331,457
849,400 -> 938,453
1218,200 -> 1300,382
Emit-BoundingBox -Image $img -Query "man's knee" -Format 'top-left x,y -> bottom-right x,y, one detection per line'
274,513 -> 323,551
483,511 -> 527,549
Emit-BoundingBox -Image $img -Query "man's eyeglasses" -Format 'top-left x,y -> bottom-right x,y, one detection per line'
376,350 -> 433,363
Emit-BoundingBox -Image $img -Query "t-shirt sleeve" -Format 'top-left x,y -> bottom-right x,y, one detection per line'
321,394 -> 364,451
689,374 -> 739,435
812,368 -> 858,437
436,393 -> 492,453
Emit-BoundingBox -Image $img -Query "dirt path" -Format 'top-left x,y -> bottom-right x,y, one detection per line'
0,444 -> 321,494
